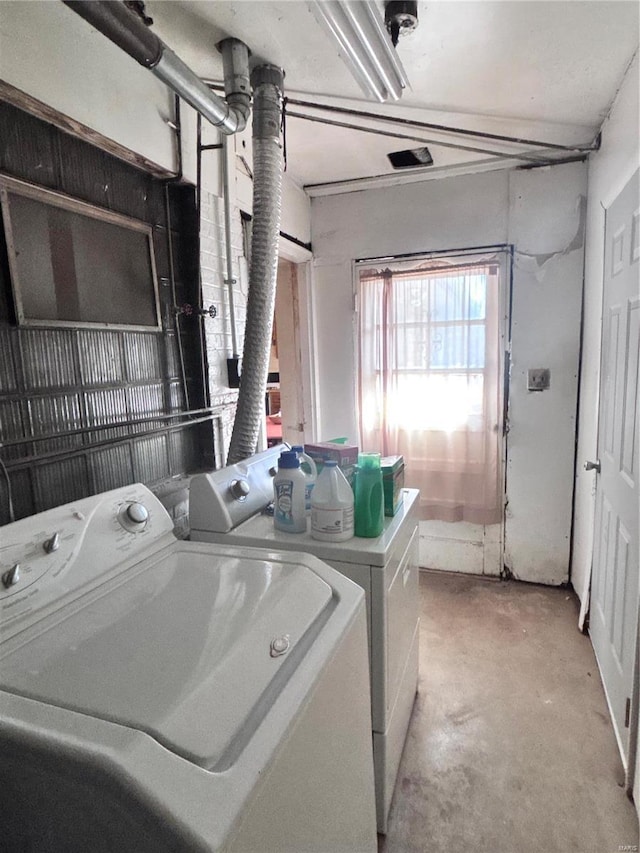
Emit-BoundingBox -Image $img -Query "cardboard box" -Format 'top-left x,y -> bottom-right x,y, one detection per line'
381,455 -> 404,516
304,442 -> 359,488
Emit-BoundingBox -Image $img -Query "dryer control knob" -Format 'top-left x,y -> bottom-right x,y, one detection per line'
230,479 -> 250,500
126,502 -> 149,525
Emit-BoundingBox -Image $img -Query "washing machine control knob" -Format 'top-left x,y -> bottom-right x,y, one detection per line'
43,532 -> 60,554
118,501 -> 149,532
230,479 -> 250,500
126,502 -> 149,525
2,563 -> 20,589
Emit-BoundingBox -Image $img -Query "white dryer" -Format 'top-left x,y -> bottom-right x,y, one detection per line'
0,484 -> 377,852
190,445 -> 420,833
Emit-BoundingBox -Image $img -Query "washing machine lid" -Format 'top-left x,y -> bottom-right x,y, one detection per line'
0,543 -> 333,770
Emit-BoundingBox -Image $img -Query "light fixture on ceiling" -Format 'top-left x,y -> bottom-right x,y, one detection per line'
310,1 -> 409,102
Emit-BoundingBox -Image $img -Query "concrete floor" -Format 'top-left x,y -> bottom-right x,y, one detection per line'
380,571 -> 639,853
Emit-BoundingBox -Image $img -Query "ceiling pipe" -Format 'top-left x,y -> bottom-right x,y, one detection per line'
62,1 -> 250,134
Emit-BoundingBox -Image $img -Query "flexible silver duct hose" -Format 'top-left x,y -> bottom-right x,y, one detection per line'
227,66 -> 284,464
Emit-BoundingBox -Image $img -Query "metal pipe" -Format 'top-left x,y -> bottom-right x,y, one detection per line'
222,135 -> 240,358
165,181 -> 190,411
1,414 -> 218,470
287,110 -> 552,163
0,408 -> 221,449
285,98 -> 596,153
195,112 -> 211,409
62,2 -> 250,134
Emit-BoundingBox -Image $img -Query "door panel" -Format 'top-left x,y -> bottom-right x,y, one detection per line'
590,169 -> 639,765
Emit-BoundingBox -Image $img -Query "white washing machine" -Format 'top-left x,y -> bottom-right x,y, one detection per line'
190,446 -> 420,833
0,484 -> 377,852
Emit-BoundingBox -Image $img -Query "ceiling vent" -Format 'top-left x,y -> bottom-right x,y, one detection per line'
387,147 -> 433,169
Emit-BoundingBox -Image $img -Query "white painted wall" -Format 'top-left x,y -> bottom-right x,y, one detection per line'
310,162 -> 586,585
505,165 -> 585,585
0,1 -> 196,180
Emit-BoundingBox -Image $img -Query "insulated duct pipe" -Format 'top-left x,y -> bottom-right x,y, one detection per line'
227,65 -> 285,464
63,1 -> 250,134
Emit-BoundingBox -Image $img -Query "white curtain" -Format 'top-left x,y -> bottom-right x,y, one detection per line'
358,258 -> 503,524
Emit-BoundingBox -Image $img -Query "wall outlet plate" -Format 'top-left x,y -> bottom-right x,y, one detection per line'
528,368 -> 551,391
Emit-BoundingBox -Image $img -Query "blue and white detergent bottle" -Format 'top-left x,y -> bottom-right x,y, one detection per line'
291,445 -> 317,515
273,450 -> 307,533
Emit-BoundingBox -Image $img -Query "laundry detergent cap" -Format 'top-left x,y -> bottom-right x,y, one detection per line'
278,451 -> 300,469
358,452 -> 381,470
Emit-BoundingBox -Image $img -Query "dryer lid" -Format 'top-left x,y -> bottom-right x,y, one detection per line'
0,544 -> 333,770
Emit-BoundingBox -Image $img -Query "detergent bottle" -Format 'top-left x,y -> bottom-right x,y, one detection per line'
273,450 -> 307,533
354,452 -> 384,538
291,445 -> 317,514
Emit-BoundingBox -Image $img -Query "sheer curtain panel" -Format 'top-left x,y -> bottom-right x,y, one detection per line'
358,258 -> 504,524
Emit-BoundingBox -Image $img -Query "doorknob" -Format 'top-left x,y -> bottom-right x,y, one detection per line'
584,459 -> 601,473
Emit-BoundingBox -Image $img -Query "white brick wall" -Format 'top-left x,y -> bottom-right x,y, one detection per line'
200,190 -> 247,461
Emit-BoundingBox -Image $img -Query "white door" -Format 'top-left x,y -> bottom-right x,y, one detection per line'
589,168 -> 639,768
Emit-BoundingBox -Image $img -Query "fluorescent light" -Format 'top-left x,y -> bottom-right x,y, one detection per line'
311,1 -> 409,102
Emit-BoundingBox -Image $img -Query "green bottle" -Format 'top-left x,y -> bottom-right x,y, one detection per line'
354,452 -> 384,538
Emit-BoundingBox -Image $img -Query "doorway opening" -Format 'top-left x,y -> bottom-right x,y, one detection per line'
266,257 -> 314,448
356,246 -> 511,576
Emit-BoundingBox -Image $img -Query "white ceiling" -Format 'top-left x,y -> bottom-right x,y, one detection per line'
148,1 -> 639,191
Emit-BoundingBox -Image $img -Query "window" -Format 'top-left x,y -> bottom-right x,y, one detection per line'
358,254 -> 506,524
0,175 -> 160,330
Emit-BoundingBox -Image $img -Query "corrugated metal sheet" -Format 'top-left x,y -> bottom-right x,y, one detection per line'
0,400 -> 26,461
0,106 -> 209,523
89,444 -> 134,493
84,387 -> 128,426
21,329 -> 77,390
123,333 -> 160,382
0,467 -> 34,524
169,426 -> 204,475
169,381 -> 184,411
78,330 -> 123,384
126,383 -> 164,418
104,157 -> 151,222
33,456 -> 90,511
84,387 -> 130,444
133,434 -> 169,484
164,332 -> 179,378
0,330 -> 18,392
29,394 -> 83,451
0,102 -> 57,188
57,133 -> 108,208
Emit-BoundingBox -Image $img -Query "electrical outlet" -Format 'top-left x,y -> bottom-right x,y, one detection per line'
528,368 -> 550,391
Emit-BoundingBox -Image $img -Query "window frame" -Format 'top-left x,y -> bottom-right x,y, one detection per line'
0,173 -> 162,332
